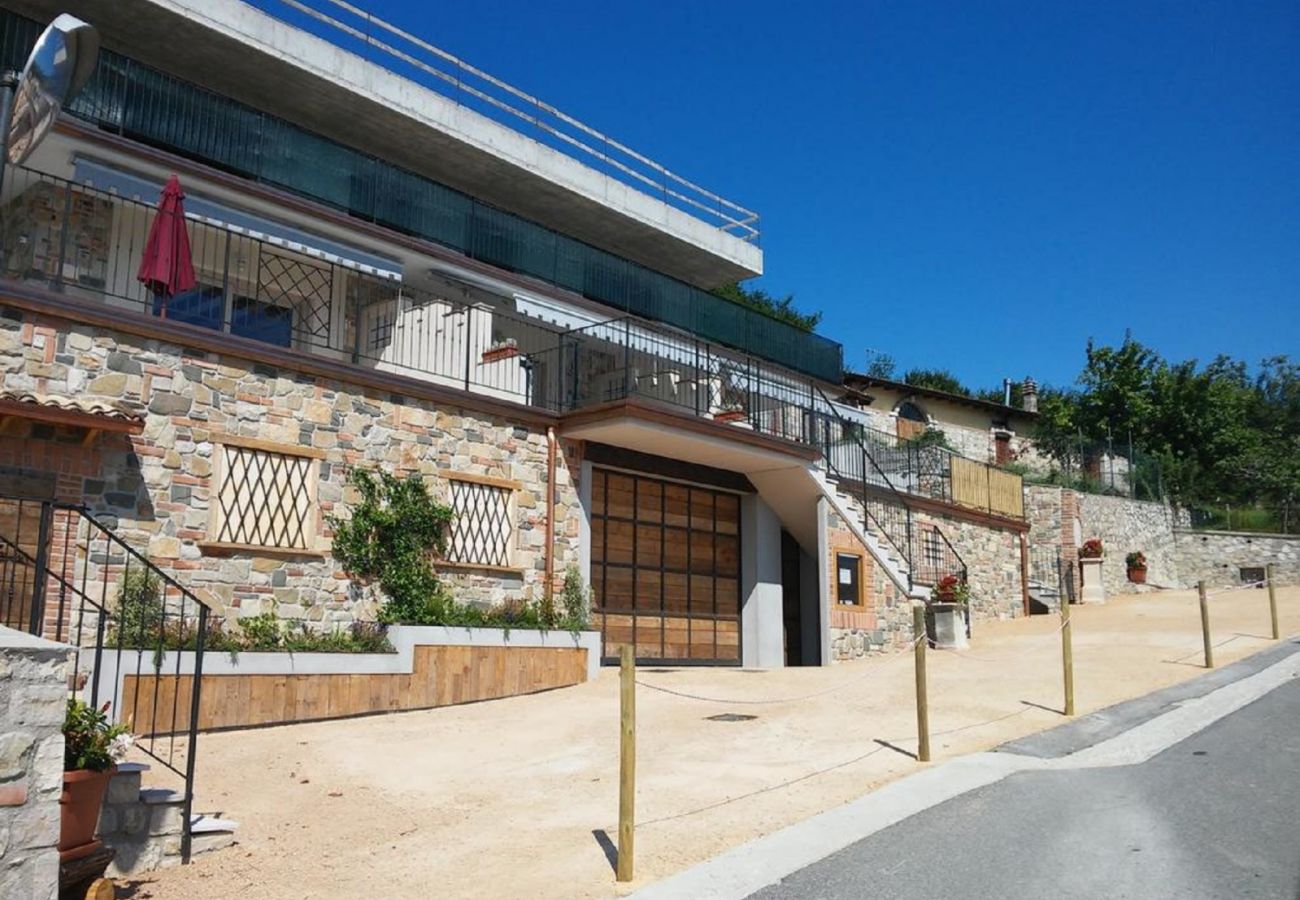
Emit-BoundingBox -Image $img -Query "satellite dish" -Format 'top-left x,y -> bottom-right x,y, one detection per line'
5,14 -> 99,167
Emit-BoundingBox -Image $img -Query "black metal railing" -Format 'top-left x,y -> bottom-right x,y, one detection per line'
0,497 -> 210,863
527,316 -> 820,445
0,165 -> 567,407
810,389 -> 969,592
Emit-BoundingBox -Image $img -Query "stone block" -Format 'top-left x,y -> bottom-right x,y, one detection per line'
106,771 -> 142,804
0,731 -> 34,780
148,803 -> 183,837
122,805 -> 149,835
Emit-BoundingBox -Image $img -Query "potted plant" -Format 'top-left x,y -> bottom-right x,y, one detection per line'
481,338 -> 519,364
1077,538 -> 1106,603
926,574 -> 970,649
1126,551 -> 1148,584
60,700 -> 133,861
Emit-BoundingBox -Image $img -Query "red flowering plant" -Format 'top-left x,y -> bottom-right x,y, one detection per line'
931,574 -> 970,603
1079,538 -> 1104,559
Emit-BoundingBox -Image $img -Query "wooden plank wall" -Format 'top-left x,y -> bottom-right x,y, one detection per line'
121,644 -> 588,733
951,457 -> 1025,519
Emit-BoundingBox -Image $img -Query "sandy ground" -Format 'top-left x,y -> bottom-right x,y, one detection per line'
125,585 -> 1298,900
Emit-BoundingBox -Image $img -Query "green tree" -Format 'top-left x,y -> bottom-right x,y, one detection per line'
711,281 -> 821,332
903,368 -> 971,397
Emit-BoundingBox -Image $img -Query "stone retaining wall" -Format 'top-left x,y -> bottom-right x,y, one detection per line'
1075,492 -> 1187,595
0,308 -> 584,626
1171,530 -> 1300,589
0,626 -> 73,900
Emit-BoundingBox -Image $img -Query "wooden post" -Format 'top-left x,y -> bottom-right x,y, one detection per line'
1061,594 -> 1075,716
1267,563 -> 1279,641
913,605 -> 930,763
617,644 -> 636,883
1198,581 -> 1214,669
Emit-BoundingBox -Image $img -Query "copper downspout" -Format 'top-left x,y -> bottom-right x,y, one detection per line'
1018,532 -> 1031,617
544,427 -> 558,602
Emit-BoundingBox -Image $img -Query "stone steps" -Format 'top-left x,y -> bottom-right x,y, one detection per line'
101,764 -> 237,876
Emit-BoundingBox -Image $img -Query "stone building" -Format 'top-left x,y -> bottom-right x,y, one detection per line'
0,0 -> 1044,676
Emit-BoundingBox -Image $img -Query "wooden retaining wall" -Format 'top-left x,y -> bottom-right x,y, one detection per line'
121,644 -> 587,732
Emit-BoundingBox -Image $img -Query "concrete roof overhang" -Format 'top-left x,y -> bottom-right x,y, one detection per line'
559,398 -> 819,477
7,0 -> 762,288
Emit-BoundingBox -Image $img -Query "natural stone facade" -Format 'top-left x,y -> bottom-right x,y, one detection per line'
913,507 -> 1026,621
0,627 -> 72,900
0,306 -> 583,627
1027,485 -> 1190,597
1075,492 -> 1187,595
1172,529 -> 1300,589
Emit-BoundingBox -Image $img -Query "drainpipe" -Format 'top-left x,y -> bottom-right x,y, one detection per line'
545,427 -> 558,604
1018,532 -> 1031,617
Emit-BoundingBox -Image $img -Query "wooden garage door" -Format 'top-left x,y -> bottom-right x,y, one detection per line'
591,468 -> 741,664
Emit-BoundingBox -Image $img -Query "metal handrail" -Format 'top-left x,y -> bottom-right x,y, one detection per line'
254,0 -> 761,241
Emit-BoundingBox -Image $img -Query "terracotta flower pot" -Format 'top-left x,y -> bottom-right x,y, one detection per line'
59,767 -> 114,858
1128,567 -> 1148,584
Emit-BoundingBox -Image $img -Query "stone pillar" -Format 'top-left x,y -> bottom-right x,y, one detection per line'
1079,557 -> 1106,603
0,627 -> 74,900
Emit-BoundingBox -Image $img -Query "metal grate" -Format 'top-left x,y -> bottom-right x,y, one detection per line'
257,248 -> 334,346
446,480 -> 514,567
215,445 -> 315,549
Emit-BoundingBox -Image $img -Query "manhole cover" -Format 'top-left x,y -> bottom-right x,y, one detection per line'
705,713 -> 757,722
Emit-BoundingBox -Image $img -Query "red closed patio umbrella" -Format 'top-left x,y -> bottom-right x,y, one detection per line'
136,175 -> 197,319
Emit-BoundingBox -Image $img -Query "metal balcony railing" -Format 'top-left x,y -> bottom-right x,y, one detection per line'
247,0 -> 761,243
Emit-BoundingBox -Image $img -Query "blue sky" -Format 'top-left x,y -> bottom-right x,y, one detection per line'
333,1 -> 1296,390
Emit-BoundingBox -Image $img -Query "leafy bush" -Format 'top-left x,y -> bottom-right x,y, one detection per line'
64,699 -> 132,772
1126,551 -> 1147,569
329,469 -> 455,625
561,565 -> 590,630
115,567 -> 165,645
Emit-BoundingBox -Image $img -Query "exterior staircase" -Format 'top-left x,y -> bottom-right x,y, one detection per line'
811,388 -> 968,596
101,763 -> 237,876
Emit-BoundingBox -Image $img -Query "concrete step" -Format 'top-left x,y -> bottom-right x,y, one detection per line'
190,814 -> 239,834
140,788 -> 185,806
190,830 -> 236,855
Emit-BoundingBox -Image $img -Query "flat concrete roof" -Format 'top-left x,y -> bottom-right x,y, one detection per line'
10,0 -> 762,288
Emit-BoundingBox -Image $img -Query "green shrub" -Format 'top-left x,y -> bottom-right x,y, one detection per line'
115,567 -> 164,645
64,699 -> 131,772
328,469 -> 455,624
561,565 -> 590,630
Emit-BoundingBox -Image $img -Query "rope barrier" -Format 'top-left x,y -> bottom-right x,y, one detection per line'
931,616 -> 1071,664
634,633 -> 924,706
1205,579 -> 1268,599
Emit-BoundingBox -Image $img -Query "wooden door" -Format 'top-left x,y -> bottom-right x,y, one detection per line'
591,468 -> 742,664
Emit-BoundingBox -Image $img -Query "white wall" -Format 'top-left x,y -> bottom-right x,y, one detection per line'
741,494 -> 785,667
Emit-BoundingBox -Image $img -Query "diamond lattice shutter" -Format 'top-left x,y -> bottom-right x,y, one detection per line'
214,444 -> 318,550
446,479 -> 515,567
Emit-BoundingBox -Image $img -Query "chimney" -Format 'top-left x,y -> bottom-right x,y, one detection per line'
1022,377 -> 1039,413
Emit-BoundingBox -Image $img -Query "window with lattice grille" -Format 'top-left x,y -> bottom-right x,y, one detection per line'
445,476 -> 517,568
210,440 -> 320,551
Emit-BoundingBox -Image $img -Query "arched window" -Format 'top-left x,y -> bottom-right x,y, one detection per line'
897,401 -> 927,423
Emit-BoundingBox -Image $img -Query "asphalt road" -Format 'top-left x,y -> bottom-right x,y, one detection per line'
748,677 -> 1300,900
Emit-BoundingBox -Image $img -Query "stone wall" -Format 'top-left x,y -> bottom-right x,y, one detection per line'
0,307 -> 584,627
1074,493 -> 1186,595
0,626 -> 73,900
913,507 -> 1025,621
824,507 -> 911,661
1171,530 -> 1300,589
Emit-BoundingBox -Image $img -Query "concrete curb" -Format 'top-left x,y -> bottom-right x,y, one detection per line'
623,639 -> 1300,900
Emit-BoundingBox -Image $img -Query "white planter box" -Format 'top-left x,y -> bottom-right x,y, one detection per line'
928,602 -> 969,650
1079,557 -> 1106,604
